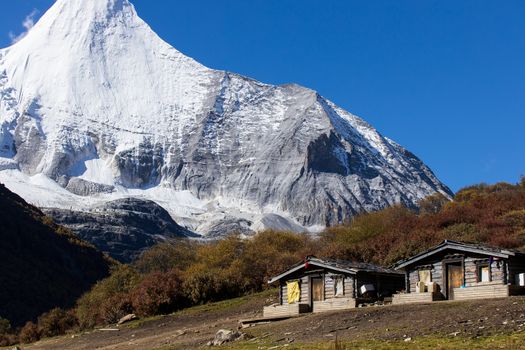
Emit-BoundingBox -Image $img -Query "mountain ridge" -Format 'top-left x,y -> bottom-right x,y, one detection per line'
0,0 -> 452,238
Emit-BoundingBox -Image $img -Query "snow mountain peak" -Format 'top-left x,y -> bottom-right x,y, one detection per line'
0,0 -> 452,237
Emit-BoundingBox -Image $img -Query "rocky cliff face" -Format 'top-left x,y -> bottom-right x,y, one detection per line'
44,198 -> 196,262
0,0 -> 452,236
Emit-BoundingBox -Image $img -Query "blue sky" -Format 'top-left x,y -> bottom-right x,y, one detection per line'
1,0 -> 524,192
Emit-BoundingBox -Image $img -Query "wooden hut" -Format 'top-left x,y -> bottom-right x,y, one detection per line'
263,256 -> 404,317
392,240 -> 525,304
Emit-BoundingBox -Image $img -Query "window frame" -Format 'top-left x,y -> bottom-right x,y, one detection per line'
476,261 -> 491,283
417,268 -> 432,283
333,275 -> 345,297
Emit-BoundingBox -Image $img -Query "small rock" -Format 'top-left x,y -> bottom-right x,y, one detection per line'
175,329 -> 187,337
117,314 -> 137,325
209,329 -> 244,346
404,337 -> 412,342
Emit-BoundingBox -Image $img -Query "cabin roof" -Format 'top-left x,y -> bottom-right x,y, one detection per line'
394,240 -> 523,270
268,256 -> 402,284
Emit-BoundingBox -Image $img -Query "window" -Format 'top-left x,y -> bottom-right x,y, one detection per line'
477,263 -> 490,282
334,276 -> 344,297
418,269 -> 432,283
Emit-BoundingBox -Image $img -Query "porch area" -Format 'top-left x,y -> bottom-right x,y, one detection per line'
392,292 -> 444,305
263,303 -> 310,318
312,297 -> 356,313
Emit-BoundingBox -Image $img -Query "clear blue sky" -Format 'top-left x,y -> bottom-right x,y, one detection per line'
1,0 -> 524,192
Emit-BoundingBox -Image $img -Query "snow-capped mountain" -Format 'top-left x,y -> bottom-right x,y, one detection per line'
0,0 -> 452,236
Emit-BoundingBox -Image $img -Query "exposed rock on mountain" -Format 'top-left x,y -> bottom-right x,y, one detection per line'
44,197 -> 197,262
0,0 -> 452,236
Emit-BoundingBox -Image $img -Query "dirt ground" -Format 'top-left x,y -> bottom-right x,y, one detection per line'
20,293 -> 525,350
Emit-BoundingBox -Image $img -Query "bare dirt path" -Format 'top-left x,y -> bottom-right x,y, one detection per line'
20,294 -> 525,350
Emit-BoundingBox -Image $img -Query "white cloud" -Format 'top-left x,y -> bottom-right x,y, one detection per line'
8,9 -> 39,44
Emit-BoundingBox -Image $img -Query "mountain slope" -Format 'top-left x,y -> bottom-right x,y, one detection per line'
43,197 -> 197,262
0,183 -> 111,326
0,0 -> 452,235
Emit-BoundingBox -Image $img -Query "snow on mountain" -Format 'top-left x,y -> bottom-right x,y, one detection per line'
0,0 -> 452,237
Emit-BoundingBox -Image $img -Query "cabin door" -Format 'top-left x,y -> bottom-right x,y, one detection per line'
446,263 -> 463,300
311,277 -> 324,302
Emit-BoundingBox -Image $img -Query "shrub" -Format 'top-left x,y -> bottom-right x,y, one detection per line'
99,293 -> 133,324
0,334 -> 17,347
134,240 -> 198,274
182,266 -> 227,304
239,230 -> 314,290
418,193 -> 450,215
76,265 -> 140,328
0,317 -> 17,347
19,321 -> 40,344
38,308 -> 78,338
131,270 -> 185,317
0,317 -> 10,335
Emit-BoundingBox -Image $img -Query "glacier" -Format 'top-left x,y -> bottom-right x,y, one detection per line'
0,0 -> 452,237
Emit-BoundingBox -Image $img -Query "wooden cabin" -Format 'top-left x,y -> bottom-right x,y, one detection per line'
263,256 -> 404,317
392,240 -> 525,304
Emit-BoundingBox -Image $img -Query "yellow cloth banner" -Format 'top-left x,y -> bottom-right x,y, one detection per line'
287,281 -> 300,304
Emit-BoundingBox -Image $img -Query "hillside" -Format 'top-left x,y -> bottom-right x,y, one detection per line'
20,291 -> 525,350
0,183 -> 112,326
318,179 -> 525,266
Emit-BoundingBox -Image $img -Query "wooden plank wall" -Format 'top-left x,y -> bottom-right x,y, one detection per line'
324,275 -> 355,299
453,284 -> 509,301
281,282 -> 288,305
263,304 -> 310,318
300,276 -> 309,303
281,276 -> 309,305
344,276 -> 354,297
324,275 -> 334,299
464,258 -> 506,286
408,261 -> 443,293
392,292 -> 443,305
312,298 -> 356,313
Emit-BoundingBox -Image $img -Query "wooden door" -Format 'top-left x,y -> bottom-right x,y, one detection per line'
312,277 -> 324,302
447,264 -> 463,300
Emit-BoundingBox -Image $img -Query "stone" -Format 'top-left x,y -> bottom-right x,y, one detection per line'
210,329 -> 244,346
117,313 -> 137,325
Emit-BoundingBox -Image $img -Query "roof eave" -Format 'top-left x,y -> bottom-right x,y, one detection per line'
267,260 -> 356,284
395,242 -> 513,270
